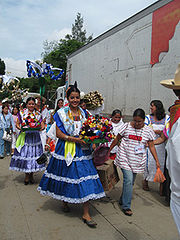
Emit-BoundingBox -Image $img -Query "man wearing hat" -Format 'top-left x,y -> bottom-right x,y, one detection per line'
160,63 -> 180,235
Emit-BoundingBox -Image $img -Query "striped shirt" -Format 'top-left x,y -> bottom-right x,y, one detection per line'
114,123 -> 155,173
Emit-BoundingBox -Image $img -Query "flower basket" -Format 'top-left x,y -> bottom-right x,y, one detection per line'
79,115 -> 115,144
21,111 -> 42,132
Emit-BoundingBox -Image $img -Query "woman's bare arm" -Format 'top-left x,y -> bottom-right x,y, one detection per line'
56,125 -> 86,145
148,140 -> 160,168
153,132 -> 167,145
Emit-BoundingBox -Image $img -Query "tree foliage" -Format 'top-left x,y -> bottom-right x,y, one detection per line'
13,13 -> 93,104
66,12 -> 93,44
0,58 -> 5,75
42,12 -> 93,81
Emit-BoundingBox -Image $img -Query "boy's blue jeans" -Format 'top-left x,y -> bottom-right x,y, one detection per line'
120,168 -> 137,210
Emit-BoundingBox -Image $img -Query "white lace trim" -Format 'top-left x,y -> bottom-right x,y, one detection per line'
44,170 -> 99,184
9,166 -> 46,173
12,155 -> 42,161
37,187 -> 105,203
24,140 -> 42,147
52,152 -> 93,161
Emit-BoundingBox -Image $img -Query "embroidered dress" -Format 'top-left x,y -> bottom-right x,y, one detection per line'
9,109 -> 46,172
37,106 -> 105,203
115,123 -> 156,173
144,114 -> 170,181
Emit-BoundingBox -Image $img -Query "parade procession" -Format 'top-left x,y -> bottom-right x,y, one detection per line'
0,0 -> 180,239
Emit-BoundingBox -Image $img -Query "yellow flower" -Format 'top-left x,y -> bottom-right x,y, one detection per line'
105,120 -> 108,125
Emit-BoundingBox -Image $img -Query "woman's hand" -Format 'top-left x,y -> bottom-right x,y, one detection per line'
154,130 -> 162,135
75,138 -> 86,145
45,144 -> 50,151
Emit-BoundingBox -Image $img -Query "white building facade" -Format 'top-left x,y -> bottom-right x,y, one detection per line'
66,0 -> 180,115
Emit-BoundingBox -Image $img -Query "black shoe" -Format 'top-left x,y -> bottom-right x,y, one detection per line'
24,180 -> 29,185
83,218 -> 97,228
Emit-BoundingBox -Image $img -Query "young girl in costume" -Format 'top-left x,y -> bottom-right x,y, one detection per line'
109,108 -> 160,216
143,100 -> 169,195
9,97 -> 46,184
108,109 -> 124,159
38,82 -> 105,228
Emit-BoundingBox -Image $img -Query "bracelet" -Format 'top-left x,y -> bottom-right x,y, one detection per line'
65,135 -> 69,140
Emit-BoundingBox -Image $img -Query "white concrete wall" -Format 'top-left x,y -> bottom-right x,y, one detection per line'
67,13 -> 180,116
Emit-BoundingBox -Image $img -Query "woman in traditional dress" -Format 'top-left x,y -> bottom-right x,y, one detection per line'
143,100 -> 169,195
38,83 -> 105,228
9,97 -> 46,184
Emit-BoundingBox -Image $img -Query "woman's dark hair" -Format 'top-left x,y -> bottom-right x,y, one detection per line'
20,102 -> 26,109
26,97 -> 35,104
55,98 -> 64,112
12,105 -> 19,115
150,100 -> 165,120
111,109 -> 122,117
133,108 -> 145,120
2,104 -> 8,110
66,81 -> 80,99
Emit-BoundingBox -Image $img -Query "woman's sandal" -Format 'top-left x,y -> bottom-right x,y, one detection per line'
82,218 -> 97,228
24,180 -> 29,185
122,208 -> 133,216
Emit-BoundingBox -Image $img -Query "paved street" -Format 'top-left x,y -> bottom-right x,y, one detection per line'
0,156 -> 179,240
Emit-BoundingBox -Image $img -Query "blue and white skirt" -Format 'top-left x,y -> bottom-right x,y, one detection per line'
37,140 -> 105,203
9,131 -> 46,173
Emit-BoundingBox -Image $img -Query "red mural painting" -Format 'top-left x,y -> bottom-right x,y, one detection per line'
150,0 -> 180,66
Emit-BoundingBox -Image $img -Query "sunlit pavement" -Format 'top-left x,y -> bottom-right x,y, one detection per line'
0,156 -> 179,240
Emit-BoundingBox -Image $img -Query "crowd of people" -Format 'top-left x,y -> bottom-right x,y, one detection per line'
0,64 -> 179,233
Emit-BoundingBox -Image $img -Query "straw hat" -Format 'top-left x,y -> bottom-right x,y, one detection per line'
160,63 -> 180,89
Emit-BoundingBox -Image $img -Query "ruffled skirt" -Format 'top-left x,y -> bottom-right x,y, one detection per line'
9,131 -> 46,172
37,140 -> 105,203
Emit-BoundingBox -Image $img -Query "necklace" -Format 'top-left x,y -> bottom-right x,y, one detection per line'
68,108 -> 82,128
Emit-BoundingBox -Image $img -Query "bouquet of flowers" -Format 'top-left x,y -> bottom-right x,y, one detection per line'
79,115 -> 115,144
21,112 -> 41,131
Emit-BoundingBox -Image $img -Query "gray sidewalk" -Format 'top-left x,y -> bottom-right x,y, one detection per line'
0,156 -> 179,240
